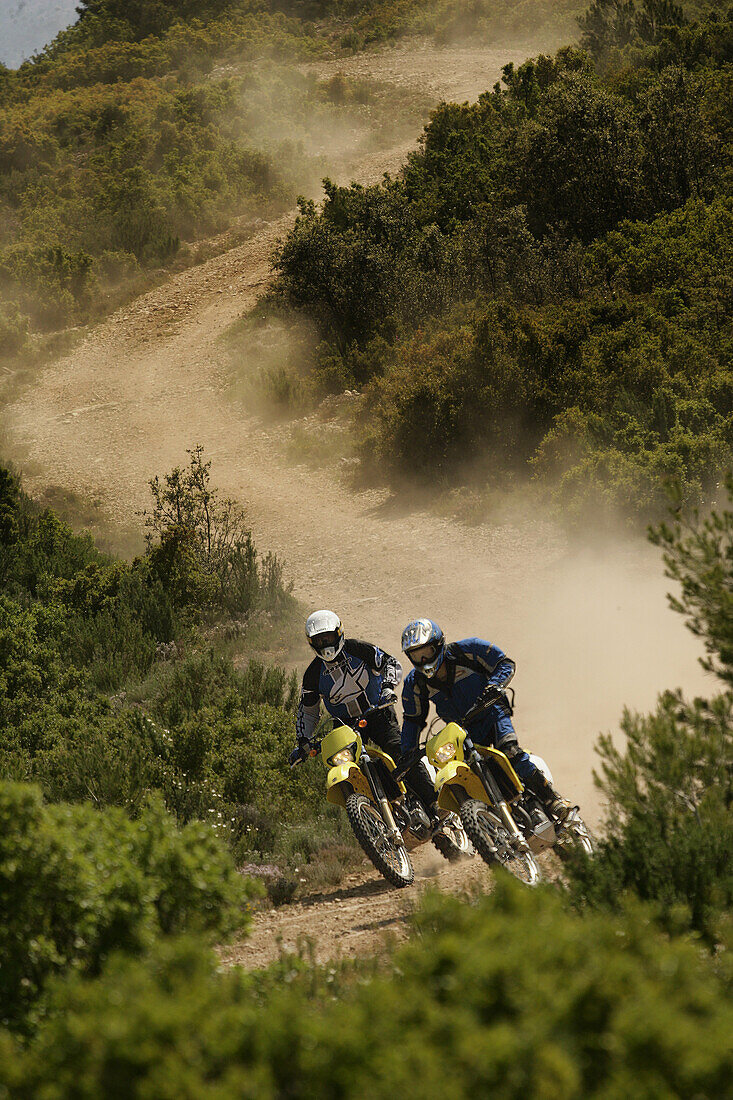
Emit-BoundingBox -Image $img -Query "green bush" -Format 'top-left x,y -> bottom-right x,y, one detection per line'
2,0 -> 455,353
567,690 -> 733,942
142,445 -> 295,619
357,192 -> 733,510
0,452 -> 294,693
0,304 -> 28,354
0,782 -> 255,1032
0,4 -> 321,351
0,458 -> 350,897
359,306 -> 542,482
651,470 -> 733,686
2,881 -> 732,1096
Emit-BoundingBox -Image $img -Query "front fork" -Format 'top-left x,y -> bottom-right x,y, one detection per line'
467,746 -> 528,852
361,753 -> 404,847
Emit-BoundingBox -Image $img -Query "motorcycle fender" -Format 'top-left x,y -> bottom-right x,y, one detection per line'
435,761 -> 490,812
325,763 -> 371,807
529,753 -> 554,788
480,746 -> 524,796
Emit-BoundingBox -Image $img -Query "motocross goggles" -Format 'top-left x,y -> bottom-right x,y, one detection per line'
405,642 -> 440,669
309,630 -> 342,658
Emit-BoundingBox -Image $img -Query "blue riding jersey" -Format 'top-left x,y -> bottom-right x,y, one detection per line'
401,637 -> 516,752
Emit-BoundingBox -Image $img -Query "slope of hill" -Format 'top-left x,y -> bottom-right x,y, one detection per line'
1,4 -> 732,1092
271,3 -> 733,517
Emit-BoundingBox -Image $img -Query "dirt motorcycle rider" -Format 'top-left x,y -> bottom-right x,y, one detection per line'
400,618 -> 573,823
290,610 -> 439,819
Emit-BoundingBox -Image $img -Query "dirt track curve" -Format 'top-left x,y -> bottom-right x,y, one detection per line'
223,845 -> 557,971
3,39 -> 711,967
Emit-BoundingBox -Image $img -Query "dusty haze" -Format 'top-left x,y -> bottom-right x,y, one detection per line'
1,36 -> 712,839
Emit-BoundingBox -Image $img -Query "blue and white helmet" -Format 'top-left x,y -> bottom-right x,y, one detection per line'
401,618 -> 446,677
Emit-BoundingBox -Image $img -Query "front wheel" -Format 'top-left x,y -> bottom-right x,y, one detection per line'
460,799 -> 541,886
346,793 -> 415,888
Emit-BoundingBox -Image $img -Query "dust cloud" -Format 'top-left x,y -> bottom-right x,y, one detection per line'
482,534 -> 711,819
222,314 -> 319,420
222,57 -> 430,204
313,507 -> 712,828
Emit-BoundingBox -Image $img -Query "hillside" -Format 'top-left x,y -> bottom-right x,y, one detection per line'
271,3 -> 733,518
0,0 -> 585,374
1,2 -> 732,1095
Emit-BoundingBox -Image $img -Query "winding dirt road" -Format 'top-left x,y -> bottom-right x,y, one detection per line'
2,39 -> 712,967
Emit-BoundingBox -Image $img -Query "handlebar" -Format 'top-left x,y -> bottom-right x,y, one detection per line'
462,685 -> 513,727
349,699 -> 394,730
291,700 -> 394,766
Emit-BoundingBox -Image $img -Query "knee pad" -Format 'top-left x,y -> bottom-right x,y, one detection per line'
498,735 -> 522,761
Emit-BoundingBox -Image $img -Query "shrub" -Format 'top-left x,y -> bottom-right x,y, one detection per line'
0,782 -> 255,1032
0,460 -> 341,894
0,304 -> 28,355
359,307 -> 543,481
273,8 -> 733,513
142,445 -> 294,618
566,690 -> 733,942
651,470 -> 733,686
3,881 -> 732,1095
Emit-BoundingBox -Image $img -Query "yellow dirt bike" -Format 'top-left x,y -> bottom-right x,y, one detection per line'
298,705 -> 472,888
425,694 -> 593,885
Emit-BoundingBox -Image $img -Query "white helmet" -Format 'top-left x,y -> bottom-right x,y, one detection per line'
306,609 -> 345,662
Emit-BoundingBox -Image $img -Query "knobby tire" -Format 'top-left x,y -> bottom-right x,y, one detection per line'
346,792 -> 414,888
460,798 -> 541,885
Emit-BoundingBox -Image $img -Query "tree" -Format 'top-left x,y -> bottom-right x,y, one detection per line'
519,74 -> 644,241
651,473 -> 733,686
579,0 -> 686,61
141,446 -> 288,615
273,181 -> 412,352
75,0 -> 235,41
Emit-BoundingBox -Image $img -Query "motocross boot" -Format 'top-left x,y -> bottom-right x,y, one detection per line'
524,769 -> 573,824
547,796 -> 573,824
426,801 -> 444,831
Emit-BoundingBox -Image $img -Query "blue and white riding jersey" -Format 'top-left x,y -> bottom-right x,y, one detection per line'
296,639 -> 402,740
401,637 -> 516,751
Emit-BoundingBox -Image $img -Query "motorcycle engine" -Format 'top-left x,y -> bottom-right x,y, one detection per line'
524,800 -> 557,853
400,794 -> 432,842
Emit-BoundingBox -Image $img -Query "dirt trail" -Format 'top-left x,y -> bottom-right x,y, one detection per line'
223,845 -> 501,971
2,39 -> 713,968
